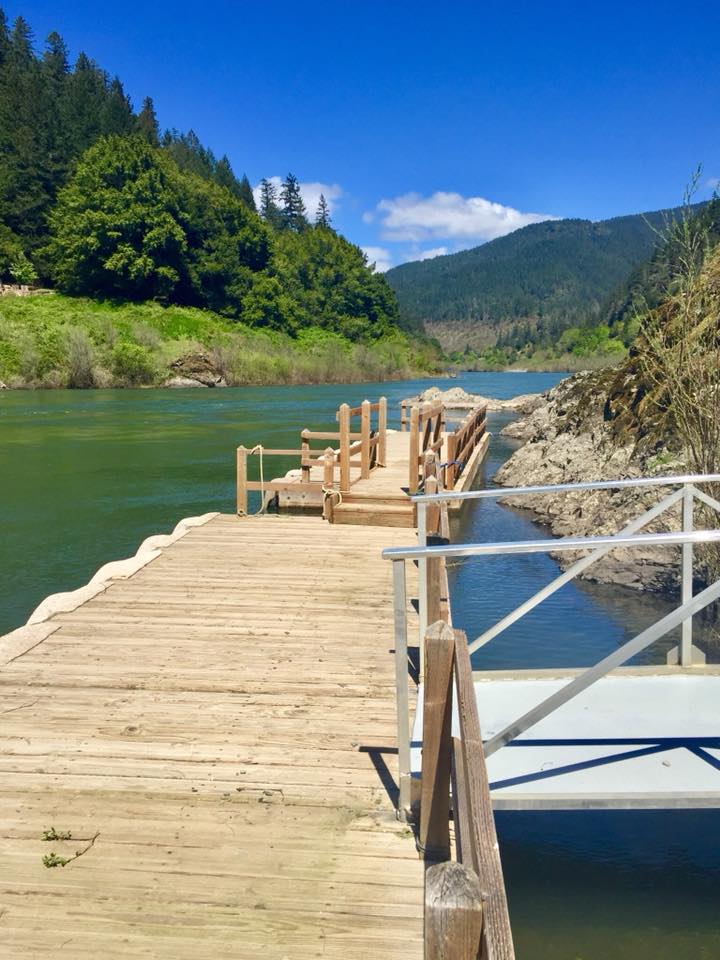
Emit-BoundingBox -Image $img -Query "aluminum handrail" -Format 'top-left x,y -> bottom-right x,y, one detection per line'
382,528 -> 720,562
411,472 -> 720,504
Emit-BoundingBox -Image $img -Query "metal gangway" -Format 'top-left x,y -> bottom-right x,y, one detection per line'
385,474 -> 720,816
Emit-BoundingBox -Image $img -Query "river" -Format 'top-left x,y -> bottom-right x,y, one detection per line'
1,372 -> 718,958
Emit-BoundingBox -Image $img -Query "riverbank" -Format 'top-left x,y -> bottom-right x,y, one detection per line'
494,370 -> 690,592
0,293 -> 442,389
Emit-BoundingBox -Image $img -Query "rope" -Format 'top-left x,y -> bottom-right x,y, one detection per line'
322,486 -> 343,507
249,444 -> 269,515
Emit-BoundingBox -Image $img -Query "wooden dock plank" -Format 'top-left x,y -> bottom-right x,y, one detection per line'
0,515 -> 422,959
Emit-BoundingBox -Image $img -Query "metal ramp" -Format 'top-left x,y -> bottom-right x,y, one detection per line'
384,473 -> 720,816
411,670 -> 720,809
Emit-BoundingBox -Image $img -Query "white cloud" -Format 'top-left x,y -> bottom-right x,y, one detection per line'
413,246 -> 448,261
361,246 -> 393,273
253,176 -> 343,217
370,191 -> 555,243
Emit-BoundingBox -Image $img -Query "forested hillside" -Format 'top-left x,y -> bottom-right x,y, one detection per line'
385,208 -> 687,362
0,7 -> 422,382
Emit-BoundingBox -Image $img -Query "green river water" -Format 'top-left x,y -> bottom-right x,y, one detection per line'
1,373 -> 718,958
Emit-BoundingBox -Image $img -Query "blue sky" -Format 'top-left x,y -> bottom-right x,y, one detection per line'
8,1 -> 720,270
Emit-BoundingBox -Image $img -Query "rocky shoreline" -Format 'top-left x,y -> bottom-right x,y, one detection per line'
493,372 -> 686,593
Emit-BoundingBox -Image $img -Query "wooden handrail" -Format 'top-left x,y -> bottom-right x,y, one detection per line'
420,620 -> 515,959
237,395 -> 388,510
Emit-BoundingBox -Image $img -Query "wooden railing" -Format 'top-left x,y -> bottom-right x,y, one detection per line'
236,397 -> 387,515
420,621 -> 515,960
409,401 -> 445,495
445,404 -> 487,490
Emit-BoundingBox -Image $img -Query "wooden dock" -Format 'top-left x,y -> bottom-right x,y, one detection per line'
1,394 -> 510,960
0,515 -> 424,959
236,395 -> 489,526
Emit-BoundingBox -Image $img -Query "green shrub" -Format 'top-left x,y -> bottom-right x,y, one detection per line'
66,327 -> 96,388
111,341 -> 157,385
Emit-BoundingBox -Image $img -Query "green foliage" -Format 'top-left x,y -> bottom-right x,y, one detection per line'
0,7 -> 408,352
111,340 -> 156,384
0,293 -> 441,387
9,250 -> 36,284
42,826 -> 72,841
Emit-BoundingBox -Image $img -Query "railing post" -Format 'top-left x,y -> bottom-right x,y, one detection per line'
681,483 -> 694,666
361,399 -> 371,479
424,861 -> 484,960
339,403 -> 351,492
392,559 -> 412,820
378,396 -> 388,466
425,463 -> 440,536
322,447 -> 335,521
446,433 -> 457,490
420,620 -> 455,860
236,446 -> 248,516
418,500 -> 428,667
301,428 -> 310,483
409,406 -> 420,494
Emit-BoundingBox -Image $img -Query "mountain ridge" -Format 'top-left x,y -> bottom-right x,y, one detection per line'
385,205 -> 690,353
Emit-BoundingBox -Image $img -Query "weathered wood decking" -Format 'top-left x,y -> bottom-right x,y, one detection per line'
0,515 -> 422,958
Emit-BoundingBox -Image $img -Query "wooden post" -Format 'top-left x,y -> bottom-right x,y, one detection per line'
409,406 -> 420,494
322,447 -> 335,521
425,470 -> 440,538
301,429 -> 310,483
236,446 -> 248,516
339,403 -> 351,492
424,861 -> 484,960
426,470 -> 442,628
420,620 -> 455,860
361,399 -> 371,479
446,434 -> 457,490
378,396 -> 388,466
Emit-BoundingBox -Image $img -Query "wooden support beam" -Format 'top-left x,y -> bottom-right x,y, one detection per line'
420,621 -> 455,860
424,861 -> 484,960
323,447 -> 336,521
236,446 -> 248,516
453,630 -> 515,959
300,429 -> 310,483
361,399 -> 371,479
409,406 -> 420,494
339,403 -> 351,492
378,396 -> 388,466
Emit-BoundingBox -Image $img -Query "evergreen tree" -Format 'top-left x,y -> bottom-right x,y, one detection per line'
259,178 -> 281,228
279,173 -> 307,232
0,9 -> 9,66
163,129 -> 215,178
238,174 -> 256,211
315,193 -> 331,228
214,154 -> 241,197
136,96 -> 160,145
61,53 -> 109,154
102,77 -> 134,135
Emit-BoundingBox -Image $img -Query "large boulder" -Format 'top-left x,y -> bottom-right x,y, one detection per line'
166,353 -> 226,387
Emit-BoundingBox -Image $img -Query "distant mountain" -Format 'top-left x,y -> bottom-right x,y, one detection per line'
385,207 -> 686,352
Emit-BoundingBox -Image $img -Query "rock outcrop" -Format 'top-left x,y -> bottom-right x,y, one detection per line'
494,372 -> 686,592
166,353 -> 226,387
416,385 -> 544,413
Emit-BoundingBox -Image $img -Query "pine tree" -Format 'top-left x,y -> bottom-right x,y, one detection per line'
279,173 -> 307,232
214,154 -> 241,197
238,174 -> 256,211
0,9 -> 10,66
102,77 -> 134,135
259,178 -> 281,227
136,96 -> 159,145
315,193 -> 331,228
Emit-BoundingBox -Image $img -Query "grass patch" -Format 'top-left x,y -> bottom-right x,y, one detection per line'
0,293 -> 441,388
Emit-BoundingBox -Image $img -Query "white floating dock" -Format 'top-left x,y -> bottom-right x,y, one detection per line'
411,670 -> 720,809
